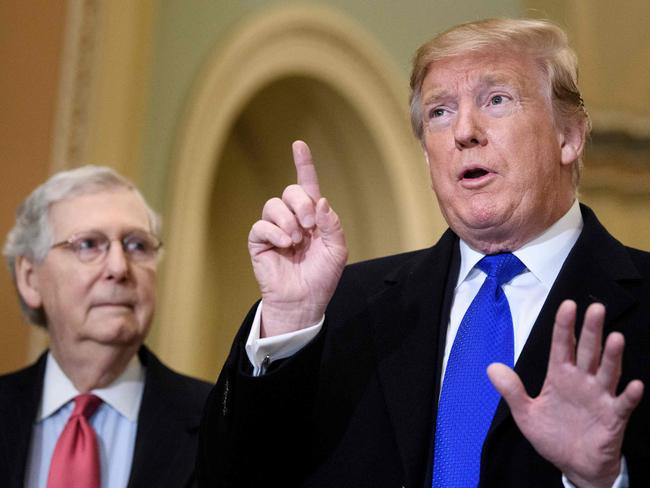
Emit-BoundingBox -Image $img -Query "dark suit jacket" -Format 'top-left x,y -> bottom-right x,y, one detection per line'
197,205 -> 650,488
0,346 -> 212,488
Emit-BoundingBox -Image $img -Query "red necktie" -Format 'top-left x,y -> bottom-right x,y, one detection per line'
47,393 -> 103,488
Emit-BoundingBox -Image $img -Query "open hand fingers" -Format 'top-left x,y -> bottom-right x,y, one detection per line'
595,331 -> 625,394
547,300 -> 577,371
487,363 -> 531,416
613,379 -> 644,419
293,140 -> 322,201
576,303 -> 605,373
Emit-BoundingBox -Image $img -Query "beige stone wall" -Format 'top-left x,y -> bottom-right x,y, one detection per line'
524,0 -> 650,250
0,0 -> 66,374
1,0 -> 647,378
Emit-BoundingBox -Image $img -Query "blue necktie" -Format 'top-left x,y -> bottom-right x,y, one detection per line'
432,253 -> 525,488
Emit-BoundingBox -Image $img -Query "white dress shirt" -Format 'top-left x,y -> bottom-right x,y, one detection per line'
25,352 -> 145,488
443,199 -> 583,378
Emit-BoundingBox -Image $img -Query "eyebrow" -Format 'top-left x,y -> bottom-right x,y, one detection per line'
62,227 -> 153,239
422,89 -> 454,106
478,73 -> 521,91
422,72 -> 523,106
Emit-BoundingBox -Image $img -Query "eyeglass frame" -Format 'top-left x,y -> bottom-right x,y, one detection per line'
49,229 -> 163,264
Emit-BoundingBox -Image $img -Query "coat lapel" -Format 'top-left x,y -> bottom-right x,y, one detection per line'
127,347 -> 206,488
368,230 -> 459,487
0,353 -> 46,488
489,204 -> 641,432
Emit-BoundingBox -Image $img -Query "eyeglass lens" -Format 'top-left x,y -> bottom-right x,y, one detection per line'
68,231 -> 160,262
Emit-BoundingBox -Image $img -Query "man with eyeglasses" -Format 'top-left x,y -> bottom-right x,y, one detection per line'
0,166 -> 211,488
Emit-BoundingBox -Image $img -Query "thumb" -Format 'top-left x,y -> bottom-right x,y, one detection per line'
315,198 -> 347,256
487,362 -> 530,416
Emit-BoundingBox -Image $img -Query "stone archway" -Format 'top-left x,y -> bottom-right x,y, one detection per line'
153,5 -> 443,379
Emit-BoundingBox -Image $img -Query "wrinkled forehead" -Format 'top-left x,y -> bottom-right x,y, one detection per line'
421,48 -> 550,101
47,188 -> 152,239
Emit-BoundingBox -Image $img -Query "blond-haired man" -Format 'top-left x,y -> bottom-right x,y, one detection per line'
199,19 -> 649,487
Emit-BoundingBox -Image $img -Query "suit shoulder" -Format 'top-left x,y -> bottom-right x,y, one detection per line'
599,237 -> 650,281
0,364 -> 31,384
0,367 -> 27,400
161,365 -> 213,395
0,356 -> 44,391
578,205 -> 650,281
344,248 -> 433,286
626,246 -> 650,270
140,348 -> 212,404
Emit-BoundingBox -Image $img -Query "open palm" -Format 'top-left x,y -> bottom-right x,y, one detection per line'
488,300 -> 644,487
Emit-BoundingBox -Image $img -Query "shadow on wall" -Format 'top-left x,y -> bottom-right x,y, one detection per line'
152,5 -> 442,381
199,75 -> 405,378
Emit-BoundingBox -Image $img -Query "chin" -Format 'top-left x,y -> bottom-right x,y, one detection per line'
92,320 -> 146,346
453,215 -> 523,253
455,212 -> 505,236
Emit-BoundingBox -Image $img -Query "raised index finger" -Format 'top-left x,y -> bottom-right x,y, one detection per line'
292,140 -> 321,201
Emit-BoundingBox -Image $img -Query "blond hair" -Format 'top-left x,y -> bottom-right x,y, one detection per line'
409,18 -> 590,185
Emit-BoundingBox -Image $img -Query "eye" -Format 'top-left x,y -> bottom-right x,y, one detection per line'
124,236 -> 149,254
487,93 -> 514,108
67,232 -> 107,261
74,235 -> 102,251
123,232 -> 160,259
429,107 -> 447,119
490,95 -> 504,105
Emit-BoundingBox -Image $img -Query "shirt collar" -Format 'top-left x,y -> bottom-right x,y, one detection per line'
39,352 -> 145,422
458,199 -> 583,288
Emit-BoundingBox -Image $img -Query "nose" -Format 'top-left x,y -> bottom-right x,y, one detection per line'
453,104 -> 487,150
103,241 -> 129,281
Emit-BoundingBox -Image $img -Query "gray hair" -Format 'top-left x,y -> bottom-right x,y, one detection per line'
3,165 -> 162,326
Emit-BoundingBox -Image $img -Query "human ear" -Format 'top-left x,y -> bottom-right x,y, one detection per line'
423,150 -> 436,190
15,256 -> 43,309
560,118 -> 587,166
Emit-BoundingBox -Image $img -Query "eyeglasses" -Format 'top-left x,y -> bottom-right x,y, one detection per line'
50,230 -> 162,264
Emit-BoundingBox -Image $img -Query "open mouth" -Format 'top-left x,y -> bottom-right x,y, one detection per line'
462,168 -> 489,180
